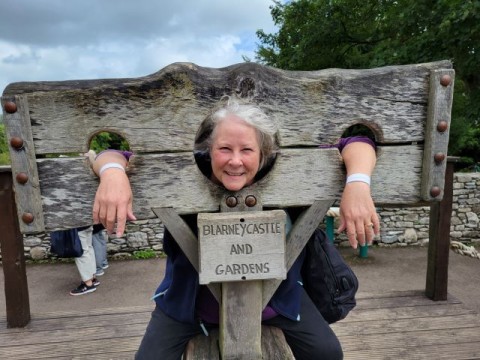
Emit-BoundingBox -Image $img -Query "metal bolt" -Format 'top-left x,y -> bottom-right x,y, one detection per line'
440,74 -> 452,87
245,195 -> 257,207
226,196 -> 238,208
4,101 -> 17,113
22,213 -> 34,224
10,136 -> 24,150
430,186 -> 441,198
16,172 -> 29,184
434,153 -> 445,164
437,121 -> 448,133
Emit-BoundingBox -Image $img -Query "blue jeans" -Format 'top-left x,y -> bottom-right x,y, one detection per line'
92,229 -> 108,273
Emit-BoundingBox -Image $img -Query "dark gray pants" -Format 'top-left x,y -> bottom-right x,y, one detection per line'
135,288 -> 343,360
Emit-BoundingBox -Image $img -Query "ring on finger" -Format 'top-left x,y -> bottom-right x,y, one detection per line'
365,223 -> 374,228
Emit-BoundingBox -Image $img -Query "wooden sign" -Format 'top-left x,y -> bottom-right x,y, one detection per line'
198,210 -> 287,284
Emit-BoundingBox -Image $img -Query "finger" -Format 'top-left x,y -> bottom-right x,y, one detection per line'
365,222 -> 375,244
373,213 -> 381,235
356,231 -> 366,247
105,205 -> 117,236
115,206 -> 128,237
92,198 -> 100,224
336,216 -> 346,234
347,233 -> 358,249
345,224 -> 358,249
98,203 -> 109,231
355,215 -> 365,246
127,201 -> 137,221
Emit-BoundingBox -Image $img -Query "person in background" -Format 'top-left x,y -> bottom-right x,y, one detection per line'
92,223 -> 109,276
69,226 -> 100,296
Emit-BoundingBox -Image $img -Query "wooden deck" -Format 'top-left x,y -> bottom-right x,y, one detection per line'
1,290 -> 479,359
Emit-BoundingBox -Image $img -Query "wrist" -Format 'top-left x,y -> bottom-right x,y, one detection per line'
99,162 -> 126,176
346,173 -> 371,186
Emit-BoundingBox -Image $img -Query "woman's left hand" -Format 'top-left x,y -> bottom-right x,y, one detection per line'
337,181 -> 380,249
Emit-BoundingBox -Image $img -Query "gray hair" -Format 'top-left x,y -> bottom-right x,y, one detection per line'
194,96 -> 279,170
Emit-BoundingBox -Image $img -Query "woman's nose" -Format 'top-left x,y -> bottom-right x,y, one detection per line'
229,152 -> 242,166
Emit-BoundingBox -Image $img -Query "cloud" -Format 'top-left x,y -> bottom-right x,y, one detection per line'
0,0 -> 277,92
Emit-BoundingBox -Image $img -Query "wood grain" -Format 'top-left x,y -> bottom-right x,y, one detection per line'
3,291 -> 475,359
2,61 -> 453,233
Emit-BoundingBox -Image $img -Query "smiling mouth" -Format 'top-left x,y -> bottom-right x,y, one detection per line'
225,171 -> 244,176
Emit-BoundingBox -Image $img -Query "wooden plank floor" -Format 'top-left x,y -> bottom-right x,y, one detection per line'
1,290 -> 479,359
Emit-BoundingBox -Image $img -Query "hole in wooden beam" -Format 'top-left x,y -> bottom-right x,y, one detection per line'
88,131 -> 131,153
341,123 -> 377,142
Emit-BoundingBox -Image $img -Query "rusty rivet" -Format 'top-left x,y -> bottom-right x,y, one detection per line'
434,153 -> 445,164
22,213 -> 34,224
16,172 -> 29,184
437,121 -> 448,133
4,101 -> 17,113
440,74 -> 452,87
226,196 -> 238,208
10,136 -> 24,150
430,186 -> 441,198
245,195 -> 257,207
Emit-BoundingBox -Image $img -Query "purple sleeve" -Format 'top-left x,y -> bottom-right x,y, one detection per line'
95,149 -> 134,161
320,136 -> 376,152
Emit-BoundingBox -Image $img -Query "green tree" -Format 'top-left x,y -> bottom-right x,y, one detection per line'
256,0 -> 480,165
0,123 -> 10,165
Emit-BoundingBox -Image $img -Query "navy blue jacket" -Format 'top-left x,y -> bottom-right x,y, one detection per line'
149,136 -> 375,324
153,214 -> 306,324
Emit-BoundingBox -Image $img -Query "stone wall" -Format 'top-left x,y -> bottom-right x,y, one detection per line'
5,173 -> 480,261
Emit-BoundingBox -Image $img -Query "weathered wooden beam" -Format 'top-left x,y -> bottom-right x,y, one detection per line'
184,326 -> 295,360
151,207 -> 220,302
263,200 -> 333,307
3,61 -> 452,155
220,281 -> 263,359
421,69 -> 455,202
0,167 -> 30,327
2,61 -> 455,234
15,144 -> 425,233
426,157 -> 460,300
216,189 -> 264,360
1,96 -> 44,233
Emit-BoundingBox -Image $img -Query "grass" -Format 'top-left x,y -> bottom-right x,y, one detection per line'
133,249 -> 158,259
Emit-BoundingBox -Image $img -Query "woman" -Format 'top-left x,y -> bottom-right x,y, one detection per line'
92,97 -> 379,359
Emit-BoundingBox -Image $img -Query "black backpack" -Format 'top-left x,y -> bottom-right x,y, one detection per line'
50,228 -> 84,258
301,228 -> 359,324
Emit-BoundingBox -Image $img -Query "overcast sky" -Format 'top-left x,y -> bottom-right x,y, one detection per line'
0,0 -> 278,93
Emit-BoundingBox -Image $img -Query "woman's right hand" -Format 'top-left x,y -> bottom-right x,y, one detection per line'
93,169 -> 136,237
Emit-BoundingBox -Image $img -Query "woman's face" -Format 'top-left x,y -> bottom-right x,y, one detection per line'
210,114 -> 261,191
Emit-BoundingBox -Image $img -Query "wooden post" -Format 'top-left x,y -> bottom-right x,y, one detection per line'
216,192 -> 268,360
426,157 -> 460,300
0,166 -> 30,327
220,281 -> 263,359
